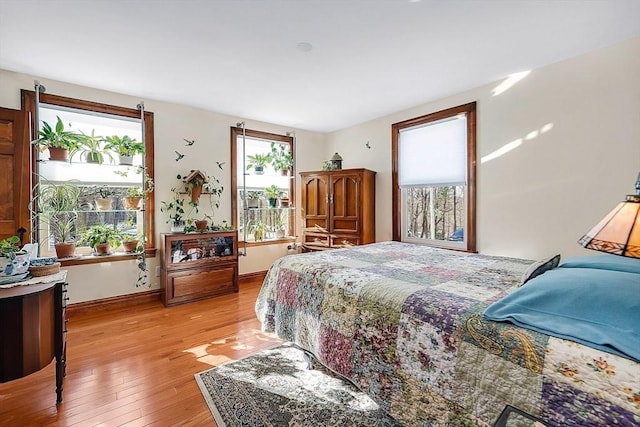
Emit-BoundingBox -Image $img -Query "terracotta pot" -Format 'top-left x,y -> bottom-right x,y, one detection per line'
124,196 -> 141,210
191,184 -> 203,204
94,243 -> 111,256
48,147 -> 69,162
195,220 -> 208,231
54,242 -> 76,259
122,240 -> 139,253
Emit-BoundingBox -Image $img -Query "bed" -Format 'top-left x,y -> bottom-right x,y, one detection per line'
255,241 -> 640,426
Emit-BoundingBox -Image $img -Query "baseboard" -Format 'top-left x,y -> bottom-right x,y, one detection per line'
66,271 -> 269,316
67,289 -> 161,317
240,270 -> 268,286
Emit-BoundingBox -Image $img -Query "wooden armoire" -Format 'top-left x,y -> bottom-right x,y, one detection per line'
300,168 -> 375,251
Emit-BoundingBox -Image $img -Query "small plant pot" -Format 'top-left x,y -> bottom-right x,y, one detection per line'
268,198 -> 277,208
122,240 -> 139,253
85,152 -> 101,164
124,196 -> 141,210
94,243 -> 111,256
280,169 -> 289,176
118,155 -> 134,166
54,243 -> 76,259
48,147 -> 69,162
95,197 -> 113,210
171,220 -> 185,233
247,199 -> 260,209
253,166 -> 264,175
279,198 -> 290,207
195,220 -> 208,231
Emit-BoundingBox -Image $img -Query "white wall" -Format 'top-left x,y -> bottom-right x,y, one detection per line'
325,37 -> 640,261
0,70 -> 325,303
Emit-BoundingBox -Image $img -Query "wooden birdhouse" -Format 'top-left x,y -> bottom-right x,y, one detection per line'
184,169 -> 207,203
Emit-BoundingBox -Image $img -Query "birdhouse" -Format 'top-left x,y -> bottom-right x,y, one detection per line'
183,170 -> 207,203
184,170 -> 207,186
330,152 -> 343,170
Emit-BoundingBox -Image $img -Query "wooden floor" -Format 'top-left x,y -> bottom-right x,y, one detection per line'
0,280 -> 283,426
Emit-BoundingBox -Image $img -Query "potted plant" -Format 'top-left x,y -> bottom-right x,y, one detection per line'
246,190 -> 262,209
246,153 -> 271,175
36,116 -> 81,161
121,233 -> 141,253
35,180 -> 81,259
71,129 -> 112,164
0,236 -> 30,277
270,142 -> 293,175
123,173 -> 154,210
90,185 -> 117,210
194,218 -> 209,231
79,224 -> 122,256
264,184 -> 281,208
249,220 -> 268,241
103,135 -> 144,166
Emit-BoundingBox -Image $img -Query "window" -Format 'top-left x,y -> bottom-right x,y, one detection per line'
22,90 -> 155,263
392,102 -> 476,252
230,127 -> 295,244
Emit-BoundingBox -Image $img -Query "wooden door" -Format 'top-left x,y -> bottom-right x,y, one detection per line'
0,107 -> 30,243
300,173 -> 329,231
329,172 -> 360,234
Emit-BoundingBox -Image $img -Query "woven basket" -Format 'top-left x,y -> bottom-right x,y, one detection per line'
28,262 -> 61,277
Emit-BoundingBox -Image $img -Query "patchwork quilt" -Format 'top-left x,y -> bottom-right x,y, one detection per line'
255,242 -> 640,426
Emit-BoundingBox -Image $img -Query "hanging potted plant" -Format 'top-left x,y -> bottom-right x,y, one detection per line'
79,224 -> 122,256
103,135 -> 144,166
246,153 -> 271,175
270,142 -> 293,175
36,116 -> 81,161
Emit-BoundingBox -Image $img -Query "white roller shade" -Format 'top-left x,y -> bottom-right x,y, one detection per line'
398,116 -> 467,187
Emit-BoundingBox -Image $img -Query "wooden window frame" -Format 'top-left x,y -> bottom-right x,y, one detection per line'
230,126 -> 295,245
391,102 -> 477,252
22,90 -> 156,264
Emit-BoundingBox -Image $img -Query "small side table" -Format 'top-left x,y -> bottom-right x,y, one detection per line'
0,271 -> 68,404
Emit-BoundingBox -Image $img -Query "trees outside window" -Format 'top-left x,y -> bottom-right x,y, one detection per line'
392,102 -> 476,252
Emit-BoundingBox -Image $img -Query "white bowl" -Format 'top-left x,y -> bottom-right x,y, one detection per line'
0,253 -> 31,277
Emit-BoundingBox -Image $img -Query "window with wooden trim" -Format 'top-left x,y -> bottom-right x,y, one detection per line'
392,102 -> 476,252
22,90 -> 155,264
230,127 -> 295,244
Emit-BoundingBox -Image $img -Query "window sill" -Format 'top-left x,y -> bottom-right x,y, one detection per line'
59,248 -> 157,267
241,237 -> 296,248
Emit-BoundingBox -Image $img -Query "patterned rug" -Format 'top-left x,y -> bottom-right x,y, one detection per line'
195,343 -> 400,426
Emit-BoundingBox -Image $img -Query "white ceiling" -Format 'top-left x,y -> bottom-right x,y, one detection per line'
1,0 -> 639,133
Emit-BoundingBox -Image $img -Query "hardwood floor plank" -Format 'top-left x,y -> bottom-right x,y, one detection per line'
0,281 -> 282,426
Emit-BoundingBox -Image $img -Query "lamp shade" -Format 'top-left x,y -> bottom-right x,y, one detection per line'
578,194 -> 640,258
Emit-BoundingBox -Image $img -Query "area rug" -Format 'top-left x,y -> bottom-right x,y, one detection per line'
195,343 -> 400,426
